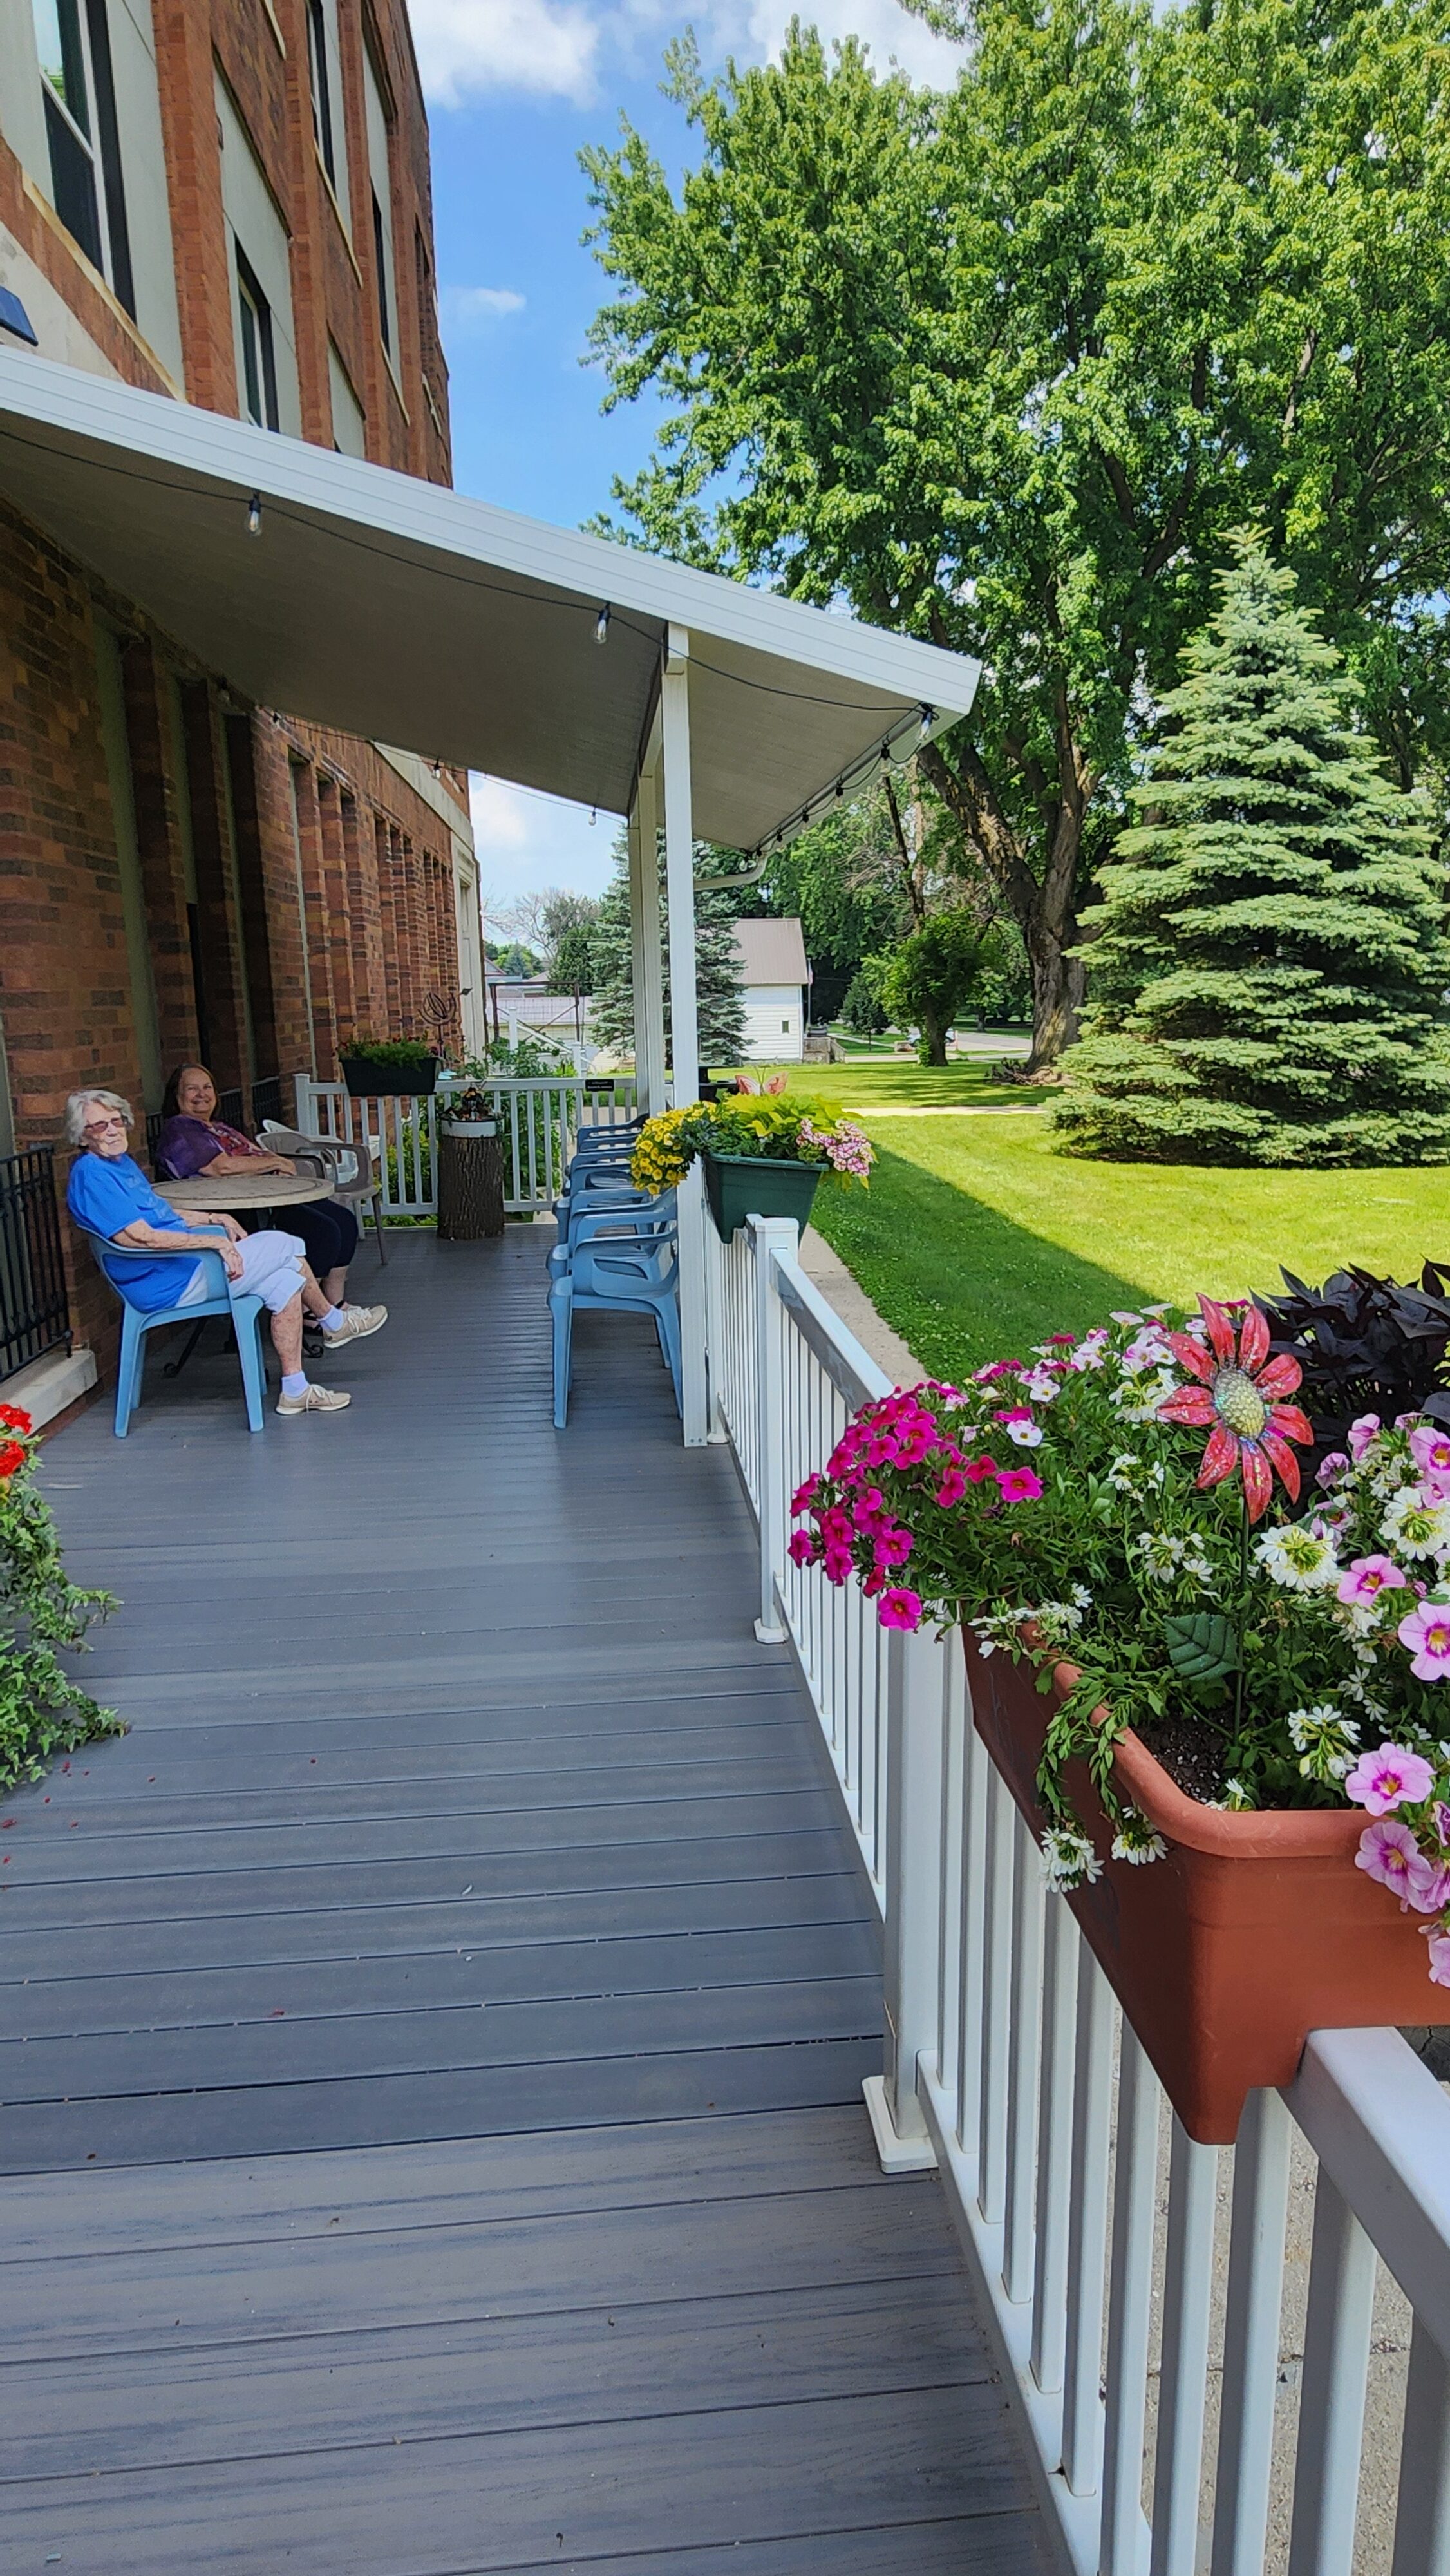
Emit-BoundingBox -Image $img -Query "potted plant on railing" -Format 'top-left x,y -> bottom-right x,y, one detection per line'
631,1079 -> 874,1239
789,1282 -> 1450,2143
339,1034 -> 440,1098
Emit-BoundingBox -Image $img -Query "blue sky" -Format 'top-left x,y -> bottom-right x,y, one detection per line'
413,0 -> 962,922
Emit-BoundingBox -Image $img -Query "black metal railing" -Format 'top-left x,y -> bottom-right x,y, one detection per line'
0,1146 -> 71,1386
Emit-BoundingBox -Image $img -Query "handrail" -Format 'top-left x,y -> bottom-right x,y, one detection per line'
700,1202 -> 1450,2576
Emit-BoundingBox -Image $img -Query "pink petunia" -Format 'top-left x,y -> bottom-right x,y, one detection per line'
1344,1742 -> 1436,1815
822,1545 -> 854,1586
997,1464 -> 1044,1503
787,1530 -> 819,1568
963,1454 -> 1001,1484
878,1587 -> 923,1631
1397,1603 -> 1450,1682
1355,1819 -> 1442,1910
1348,1413 -> 1382,1463
1336,1555 -> 1409,1609
934,1467 -> 968,1508
790,1474 -> 821,1516
1424,1925 -> 1450,1986
873,1527 -> 914,1570
1410,1425 -> 1450,1481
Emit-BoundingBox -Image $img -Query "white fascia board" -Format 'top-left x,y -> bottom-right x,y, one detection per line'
0,350 -> 980,718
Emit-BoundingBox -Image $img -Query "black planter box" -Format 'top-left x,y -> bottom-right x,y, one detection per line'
341,1055 -> 438,1099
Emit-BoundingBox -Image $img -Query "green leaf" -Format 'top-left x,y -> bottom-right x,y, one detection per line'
1162,1612 -> 1238,1686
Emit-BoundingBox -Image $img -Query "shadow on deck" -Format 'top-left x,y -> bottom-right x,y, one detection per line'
0,1230 -> 1051,2573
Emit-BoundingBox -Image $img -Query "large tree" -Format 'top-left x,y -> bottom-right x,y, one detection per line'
1055,542 -> 1450,1166
583,0 -> 1450,1067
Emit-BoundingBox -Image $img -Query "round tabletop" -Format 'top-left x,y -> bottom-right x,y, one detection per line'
154,1170 -> 335,1213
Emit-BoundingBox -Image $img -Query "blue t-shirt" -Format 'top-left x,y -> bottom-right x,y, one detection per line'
66,1152 -> 209,1312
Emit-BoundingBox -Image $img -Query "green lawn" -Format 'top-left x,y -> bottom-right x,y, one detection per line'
712,1056 -> 1035,1112
777,1079 -> 1450,1382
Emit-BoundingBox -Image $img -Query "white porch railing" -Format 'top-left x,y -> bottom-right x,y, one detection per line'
705,1208 -> 1450,2576
294,1077 -> 638,1218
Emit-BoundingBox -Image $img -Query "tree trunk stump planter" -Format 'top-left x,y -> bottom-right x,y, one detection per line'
701,1151 -> 822,1243
437,1121 -> 505,1239
341,1055 -> 438,1099
964,1625 -> 1450,2144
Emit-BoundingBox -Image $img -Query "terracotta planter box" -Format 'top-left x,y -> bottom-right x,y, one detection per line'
964,1626 -> 1450,2144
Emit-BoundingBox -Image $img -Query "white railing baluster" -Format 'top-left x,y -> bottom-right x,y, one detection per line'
1151,2119 -> 1219,2576
1286,2171 -> 1377,2576
977,1762 -> 1015,2227
1003,1808 -> 1045,2303
1100,2028 -> 1162,2576
1062,1949 -> 1114,2499
956,1713 -> 990,2154
936,1651 -> 966,2106
1031,1894 -> 1080,2398
1212,2087 -> 1293,2576
1391,2320 -> 1450,2576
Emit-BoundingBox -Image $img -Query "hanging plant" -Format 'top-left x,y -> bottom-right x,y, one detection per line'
0,1405 -> 122,1788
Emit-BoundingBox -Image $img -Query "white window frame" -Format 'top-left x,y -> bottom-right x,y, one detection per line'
30,0 -> 130,305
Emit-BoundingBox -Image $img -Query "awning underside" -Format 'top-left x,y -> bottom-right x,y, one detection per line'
0,354 -> 977,851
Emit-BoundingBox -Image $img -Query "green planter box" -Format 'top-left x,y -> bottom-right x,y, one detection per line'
341,1054 -> 438,1099
701,1150 -> 822,1243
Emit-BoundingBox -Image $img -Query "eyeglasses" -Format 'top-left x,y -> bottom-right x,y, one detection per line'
82,1115 -> 128,1139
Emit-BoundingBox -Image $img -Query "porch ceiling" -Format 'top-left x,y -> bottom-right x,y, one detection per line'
0,352 -> 979,854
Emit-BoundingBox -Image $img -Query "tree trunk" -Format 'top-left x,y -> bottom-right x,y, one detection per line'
919,736 -> 1086,1073
1024,916 -> 1083,1072
918,1002 -> 950,1065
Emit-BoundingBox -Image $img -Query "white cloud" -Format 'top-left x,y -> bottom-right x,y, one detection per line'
469,775 -> 619,907
411,0 -> 599,106
414,0 -> 963,108
440,286 -> 527,345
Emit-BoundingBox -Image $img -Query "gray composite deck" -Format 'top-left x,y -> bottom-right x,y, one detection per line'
0,1228 -> 1051,2574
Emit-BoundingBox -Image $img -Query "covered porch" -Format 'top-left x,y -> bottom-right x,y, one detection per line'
1,1230 -> 1046,2570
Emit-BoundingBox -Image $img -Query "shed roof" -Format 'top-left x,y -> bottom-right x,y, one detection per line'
0,352 -> 980,855
733,917 -> 810,987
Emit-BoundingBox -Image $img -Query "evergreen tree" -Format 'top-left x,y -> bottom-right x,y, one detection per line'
590,833 -> 746,1068
1055,543 -> 1450,1166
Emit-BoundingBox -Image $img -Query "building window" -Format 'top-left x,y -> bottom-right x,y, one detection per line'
305,0 -> 336,185
371,189 -> 392,356
235,249 -> 279,431
31,0 -> 135,313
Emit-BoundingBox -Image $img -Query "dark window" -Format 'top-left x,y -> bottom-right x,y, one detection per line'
371,188 -> 391,355
305,0 -> 335,185
234,248 -> 279,431
32,0 -> 133,313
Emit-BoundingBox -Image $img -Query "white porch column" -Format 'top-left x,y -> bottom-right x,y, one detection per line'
631,755 -> 667,1115
661,624 -> 708,1444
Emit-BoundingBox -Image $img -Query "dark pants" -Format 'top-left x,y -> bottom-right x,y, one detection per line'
286,1199 -> 360,1282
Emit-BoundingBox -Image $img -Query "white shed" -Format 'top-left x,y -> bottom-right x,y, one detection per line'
733,917 -> 811,1062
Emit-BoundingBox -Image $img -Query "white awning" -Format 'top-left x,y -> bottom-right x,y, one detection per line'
0,351 -> 979,853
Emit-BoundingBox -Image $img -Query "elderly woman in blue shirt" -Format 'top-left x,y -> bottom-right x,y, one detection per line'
64,1088 -> 380,1417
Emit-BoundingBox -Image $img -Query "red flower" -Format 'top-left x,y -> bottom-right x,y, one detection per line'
1159,1295 -> 1312,1522
0,1439 -> 25,1481
0,1404 -> 32,1435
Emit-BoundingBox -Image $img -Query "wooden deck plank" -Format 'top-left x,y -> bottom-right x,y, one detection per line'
3,1232 -> 1045,2569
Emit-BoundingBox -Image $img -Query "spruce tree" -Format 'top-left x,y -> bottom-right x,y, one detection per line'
590,833 -> 746,1068
1056,542 -> 1450,1166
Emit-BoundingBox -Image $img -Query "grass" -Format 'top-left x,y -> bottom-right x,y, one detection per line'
712,1056 -> 1036,1112
735,1059 -> 1450,1381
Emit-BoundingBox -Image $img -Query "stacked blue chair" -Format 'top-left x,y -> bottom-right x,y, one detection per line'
547,1194 -> 681,1428
79,1232 -> 268,1435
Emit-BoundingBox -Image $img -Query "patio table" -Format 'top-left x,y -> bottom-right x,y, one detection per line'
153,1171 -> 335,1215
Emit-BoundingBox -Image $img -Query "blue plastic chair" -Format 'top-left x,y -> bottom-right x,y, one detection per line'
548,1209 -> 681,1428
80,1232 -> 268,1435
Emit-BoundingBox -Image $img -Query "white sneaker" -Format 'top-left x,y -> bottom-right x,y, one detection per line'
319,1303 -> 388,1347
276,1383 -> 352,1416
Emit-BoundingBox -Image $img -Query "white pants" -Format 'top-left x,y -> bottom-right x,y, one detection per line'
175,1229 -> 308,1316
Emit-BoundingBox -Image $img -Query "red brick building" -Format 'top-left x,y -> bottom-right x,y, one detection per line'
0,0 -> 483,1396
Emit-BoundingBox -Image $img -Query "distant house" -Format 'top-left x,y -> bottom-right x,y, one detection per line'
733,918 -> 811,1062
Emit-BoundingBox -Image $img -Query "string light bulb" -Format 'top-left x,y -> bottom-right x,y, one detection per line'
247,492 -> 262,536
594,605 -> 611,644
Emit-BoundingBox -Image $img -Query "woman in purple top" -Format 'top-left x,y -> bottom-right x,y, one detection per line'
155,1063 -> 361,1309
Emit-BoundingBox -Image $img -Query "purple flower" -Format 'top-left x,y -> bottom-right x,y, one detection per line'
1348,1412 -> 1381,1463
1356,1819 -> 1442,1910
1411,1425 -> 1450,1482
1397,1604 -> 1450,1682
1336,1555 -> 1409,1609
1315,1450 -> 1350,1490
1424,1924 -> 1450,1986
1344,1742 -> 1436,1815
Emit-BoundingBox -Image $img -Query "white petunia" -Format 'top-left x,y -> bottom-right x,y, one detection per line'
1254,1524 -> 1341,1592
1380,1487 -> 1450,1562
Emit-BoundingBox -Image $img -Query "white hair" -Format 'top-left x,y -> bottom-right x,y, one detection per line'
64,1088 -> 134,1148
